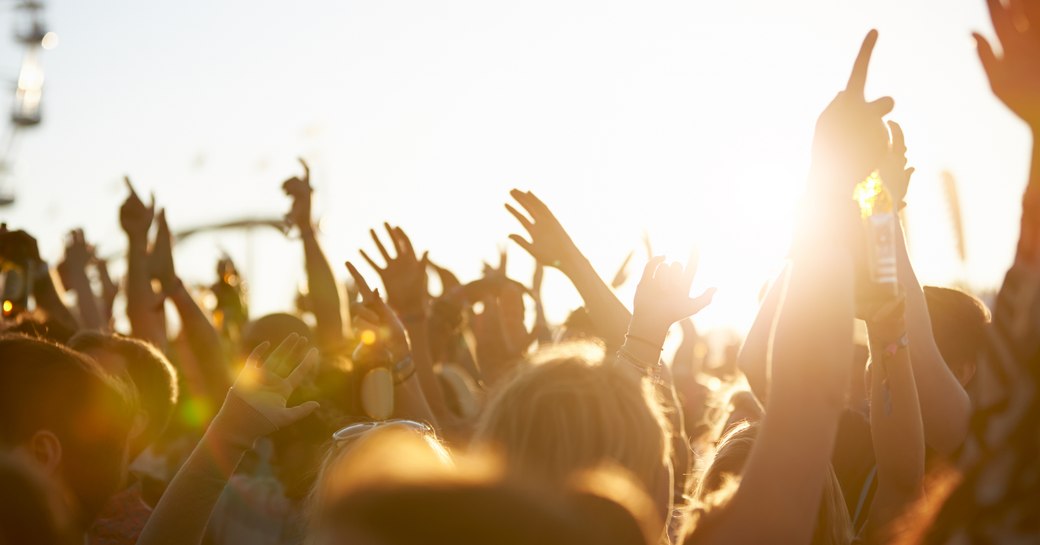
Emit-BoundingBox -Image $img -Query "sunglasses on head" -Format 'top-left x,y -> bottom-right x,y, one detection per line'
331,419 -> 434,442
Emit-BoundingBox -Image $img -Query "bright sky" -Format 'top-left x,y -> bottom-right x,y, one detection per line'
0,0 -> 1029,336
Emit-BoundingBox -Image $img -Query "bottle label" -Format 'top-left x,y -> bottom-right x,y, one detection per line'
865,213 -> 898,286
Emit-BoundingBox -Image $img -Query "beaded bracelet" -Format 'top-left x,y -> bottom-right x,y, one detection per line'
392,355 -> 416,385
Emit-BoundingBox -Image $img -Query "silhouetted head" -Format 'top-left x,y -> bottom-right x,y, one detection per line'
695,421 -> 852,545
68,332 -> 179,459
241,313 -> 312,356
0,334 -> 134,531
924,286 -> 990,387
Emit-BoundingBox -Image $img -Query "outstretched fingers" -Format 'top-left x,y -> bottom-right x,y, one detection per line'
369,228 -> 392,263
505,203 -> 534,233
346,261 -> 377,302
508,234 -> 537,259
286,347 -> 320,388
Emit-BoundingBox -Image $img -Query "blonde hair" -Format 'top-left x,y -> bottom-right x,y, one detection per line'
692,421 -> 853,545
474,342 -> 673,510
304,422 -> 451,542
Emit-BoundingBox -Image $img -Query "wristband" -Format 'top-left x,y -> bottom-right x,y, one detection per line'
615,349 -> 664,384
624,333 -> 663,351
392,355 -> 416,385
881,333 -> 910,360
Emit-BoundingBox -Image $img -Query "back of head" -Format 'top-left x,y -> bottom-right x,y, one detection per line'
313,427 -> 654,545
68,332 -> 179,452
0,311 -> 76,345
0,334 -> 133,527
695,421 -> 853,545
474,343 -> 671,515
241,313 -> 312,356
321,479 -> 651,545
924,286 -> 990,386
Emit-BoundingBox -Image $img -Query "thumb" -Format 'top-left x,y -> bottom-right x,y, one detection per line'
280,401 -> 320,425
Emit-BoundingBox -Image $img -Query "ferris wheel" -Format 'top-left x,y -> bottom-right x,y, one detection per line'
0,0 -> 57,206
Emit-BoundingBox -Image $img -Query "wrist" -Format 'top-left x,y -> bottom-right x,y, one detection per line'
867,320 -> 907,348
554,247 -> 588,276
159,274 -> 182,294
626,319 -> 668,348
127,238 -> 150,255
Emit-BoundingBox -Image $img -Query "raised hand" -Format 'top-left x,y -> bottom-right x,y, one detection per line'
0,224 -> 41,266
57,228 -> 92,286
231,334 -> 320,430
119,176 -> 155,243
628,256 -> 715,347
92,253 -> 119,324
879,121 -> 915,206
282,158 -> 313,233
360,224 -> 429,317
345,261 -> 411,361
428,259 -> 462,296
149,210 -> 177,290
975,0 -> 1040,127
811,30 -> 895,194
506,189 -> 581,271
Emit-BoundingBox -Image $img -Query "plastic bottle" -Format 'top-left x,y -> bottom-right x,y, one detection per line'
853,170 -> 899,294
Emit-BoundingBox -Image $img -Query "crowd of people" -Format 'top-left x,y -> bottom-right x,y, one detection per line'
2,3 -> 1040,544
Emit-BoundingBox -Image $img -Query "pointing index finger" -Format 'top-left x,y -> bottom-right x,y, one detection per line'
124,176 -> 140,201
846,29 -> 879,98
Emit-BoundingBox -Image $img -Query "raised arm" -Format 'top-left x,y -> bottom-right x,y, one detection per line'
56,229 -> 107,331
346,261 -> 438,429
880,121 -> 970,456
120,177 -> 167,349
863,297 -> 925,542
137,334 -> 319,545
691,30 -> 890,544
360,224 -> 450,420
284,159 -> 347,354
507,189 -> 631,348
0,226 -> 78,332
151,209 -> 231,399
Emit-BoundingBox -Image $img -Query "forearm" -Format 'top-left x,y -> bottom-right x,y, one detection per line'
31,268 -> 80,332
563,253 -> 632,349
895,227 -> 969,454
736,267 -> 788,402
64,271 -> 106,331
403,318 -> 451,420
393,373 -> 439,428
301,230 -> 346,352
126,240 -> 167,349
137,394 -> 268,545
169,279 -> 232,397
707,234 -> 853,544
865,329 -> 924,538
